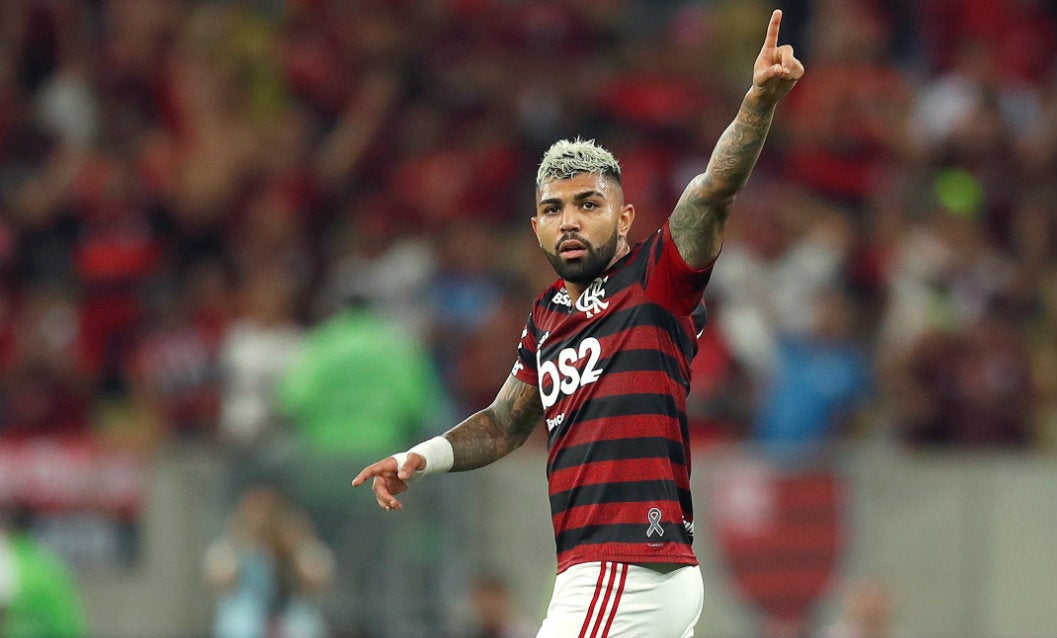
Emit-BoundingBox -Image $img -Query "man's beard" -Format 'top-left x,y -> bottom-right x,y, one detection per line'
543,228 -> 619,285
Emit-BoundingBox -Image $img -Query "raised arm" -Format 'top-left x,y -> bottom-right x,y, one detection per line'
352,374 -> 543,510
669,9 -> 804,268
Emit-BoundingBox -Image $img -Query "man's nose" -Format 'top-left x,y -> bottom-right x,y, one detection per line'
559,206 -> 581,232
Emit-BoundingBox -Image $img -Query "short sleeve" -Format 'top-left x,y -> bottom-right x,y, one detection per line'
511,314 -> 538,386
643,221 -> 718,316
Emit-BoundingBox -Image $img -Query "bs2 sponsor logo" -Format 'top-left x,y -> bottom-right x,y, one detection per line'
537,337 -> 604,410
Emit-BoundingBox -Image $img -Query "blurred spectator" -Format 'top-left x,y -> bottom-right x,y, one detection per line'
876,199 -> 1015,365
216,266 -> 303,506
0,505 -> 86,638
753,286 -> 872,462
424,221 -> 508,389
783,0 -> 915,208
449,283 -> 534,413
277,297 -> 443,461
919,55 -> 1035,247
204,484 -> 334,638
218,270 -> 302,451
276,296 -> 448,636
822,579 -> 895,638
0,283 -> 88,438
915,0 -> 1057,83
873,188 -> 1042,448
126,265 -> 226,439
708,181 -> 852,384
311,199 -> 435,334
888,305 -> 1035,448
685,320 -> 754,445
467,573 -> 533,638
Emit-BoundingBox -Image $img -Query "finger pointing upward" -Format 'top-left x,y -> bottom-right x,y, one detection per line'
751,8 -> 802,102
764,9 -> 782,52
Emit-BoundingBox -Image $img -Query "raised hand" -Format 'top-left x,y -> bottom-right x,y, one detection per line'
752,10 -> 804,105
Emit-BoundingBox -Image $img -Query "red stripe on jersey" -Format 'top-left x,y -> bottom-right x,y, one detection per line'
575,370 -> 685,402
549,459 -> 689,497
595,324 -> 691,362
556,413 -> 684,449
558,543 -> 697,573
554,501 -> 685,532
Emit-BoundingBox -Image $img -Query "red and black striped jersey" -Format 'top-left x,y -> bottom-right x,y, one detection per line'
512,221 -> 715,572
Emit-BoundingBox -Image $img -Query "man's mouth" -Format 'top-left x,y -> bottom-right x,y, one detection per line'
558,239 -> 588,259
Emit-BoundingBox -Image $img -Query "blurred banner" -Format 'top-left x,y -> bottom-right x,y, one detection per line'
709,455 -> 847,636
0,437 -> 148,567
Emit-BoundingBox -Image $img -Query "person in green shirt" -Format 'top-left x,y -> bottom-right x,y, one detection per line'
274,298 -> 449,635
0,508 -> 86,638
278,299 -> 444,460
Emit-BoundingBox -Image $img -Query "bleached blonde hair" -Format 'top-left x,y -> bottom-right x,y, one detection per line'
535,138 -> 621,189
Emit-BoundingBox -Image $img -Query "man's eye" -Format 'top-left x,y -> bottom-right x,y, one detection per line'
583,201 -> 598,209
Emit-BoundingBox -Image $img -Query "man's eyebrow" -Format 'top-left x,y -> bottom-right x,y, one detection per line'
537,190 -> 605,208
573,190 -> 604,201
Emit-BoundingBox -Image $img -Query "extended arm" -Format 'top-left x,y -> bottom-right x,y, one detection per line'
669,9 -> 804,269
352,375 -> 543,510
445,375 -> 544,471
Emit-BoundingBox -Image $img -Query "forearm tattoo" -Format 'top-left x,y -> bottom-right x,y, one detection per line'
445,376 -> 544,471
669,99 -> 776,267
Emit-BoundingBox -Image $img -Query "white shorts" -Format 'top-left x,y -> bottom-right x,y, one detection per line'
536,561 -> 704,638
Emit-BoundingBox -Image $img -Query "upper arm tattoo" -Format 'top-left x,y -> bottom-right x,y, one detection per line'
444,375 -> 543,471
669,100 -> 775,268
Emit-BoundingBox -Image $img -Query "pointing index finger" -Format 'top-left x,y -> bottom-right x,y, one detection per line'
764,9 -> 782,50
351,458 -> 392,487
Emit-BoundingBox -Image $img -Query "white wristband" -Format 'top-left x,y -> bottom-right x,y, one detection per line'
391,436 -> 454,484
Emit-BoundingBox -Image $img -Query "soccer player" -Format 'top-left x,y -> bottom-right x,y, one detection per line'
353,10 -> 803,637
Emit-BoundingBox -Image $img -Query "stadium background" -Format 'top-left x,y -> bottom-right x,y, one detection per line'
0,0 -> 1055,636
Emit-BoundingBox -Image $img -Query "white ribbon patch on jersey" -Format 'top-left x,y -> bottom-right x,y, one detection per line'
646,507 -> 664,538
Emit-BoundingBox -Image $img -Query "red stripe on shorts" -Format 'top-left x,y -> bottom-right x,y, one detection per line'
588,562 -> 622,638
599,563 -> 629,637
579,562 -> 609,638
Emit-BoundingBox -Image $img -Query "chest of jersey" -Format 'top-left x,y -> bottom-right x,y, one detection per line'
533,277 -> 693,425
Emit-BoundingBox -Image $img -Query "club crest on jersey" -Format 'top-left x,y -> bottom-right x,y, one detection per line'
575,277 -> 610,318
552,289 -> 571,307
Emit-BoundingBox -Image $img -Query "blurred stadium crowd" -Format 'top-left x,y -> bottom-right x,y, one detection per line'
1,0 -> 1054,456
1,0 -> 1056,636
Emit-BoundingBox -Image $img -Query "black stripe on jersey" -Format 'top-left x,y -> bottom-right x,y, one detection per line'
555,522 -> 692,555
549,392 -> 687,445
565,393 -> 686,429
600,349 -> 689,389
537,303 -> 697,362
549,436 -> 687,473
549,479 -> 691,515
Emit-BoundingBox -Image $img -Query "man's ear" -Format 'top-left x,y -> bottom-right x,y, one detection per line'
619,204 -> 635,240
